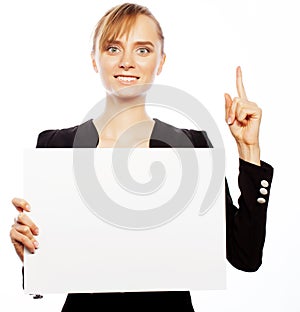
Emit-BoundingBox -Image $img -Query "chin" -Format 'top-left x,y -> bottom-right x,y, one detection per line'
111,83 -> 153,100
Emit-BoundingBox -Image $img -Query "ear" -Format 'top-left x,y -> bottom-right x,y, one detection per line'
157,53 -> 166,76
91,51 -> 98,73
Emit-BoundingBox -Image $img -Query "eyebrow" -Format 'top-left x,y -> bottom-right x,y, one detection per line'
107,40 -> 155,48
134,41 -> 155,48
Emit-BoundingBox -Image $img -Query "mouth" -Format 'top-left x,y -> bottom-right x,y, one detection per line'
114,75 -> 140,82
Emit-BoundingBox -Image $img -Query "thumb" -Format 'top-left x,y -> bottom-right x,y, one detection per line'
224,93 -> 233,125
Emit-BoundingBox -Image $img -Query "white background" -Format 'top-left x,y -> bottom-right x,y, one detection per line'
0,0 -> 299,311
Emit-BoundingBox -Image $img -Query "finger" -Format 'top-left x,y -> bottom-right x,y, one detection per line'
235,103 -> 249,126
10,227 -> 36,254
11,238 -> 25,262
14,223 -> 35,241
228,97 -> 239,125
12,241 -> 24,262
236,101 -> 262,123
236,66 -> 247,100
12,197 -> 31,212
17,213 -> 39,235
224,93 -> 232,122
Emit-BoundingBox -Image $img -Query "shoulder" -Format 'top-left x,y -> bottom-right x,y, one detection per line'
36,124 -> 79,148
36,119 -> 99,148
153,118 -> 213,148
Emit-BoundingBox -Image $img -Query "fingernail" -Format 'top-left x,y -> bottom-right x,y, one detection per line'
35,228 -> 39,235
34,241 -> 39,249
26,204 -> 31,211
227,117 -> 232,124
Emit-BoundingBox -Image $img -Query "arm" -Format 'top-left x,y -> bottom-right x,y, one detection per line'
225,160 -> 273,272
224,66 -> 274,271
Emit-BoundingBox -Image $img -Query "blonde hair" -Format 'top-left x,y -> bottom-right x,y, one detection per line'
92,3 -> 164,55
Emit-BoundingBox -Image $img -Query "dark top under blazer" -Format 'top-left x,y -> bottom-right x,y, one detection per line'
34,118 -> 274,312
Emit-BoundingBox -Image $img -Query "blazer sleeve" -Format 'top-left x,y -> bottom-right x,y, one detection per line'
226,159 -> 273,272
188,129 -> 274,272
36,126 -> 78,148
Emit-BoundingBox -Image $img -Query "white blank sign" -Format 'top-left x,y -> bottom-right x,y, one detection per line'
23,148 -> 225,294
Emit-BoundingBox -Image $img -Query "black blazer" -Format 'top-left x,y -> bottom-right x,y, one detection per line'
35,118 -> 274,311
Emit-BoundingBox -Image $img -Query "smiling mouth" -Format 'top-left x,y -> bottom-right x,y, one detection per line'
114,75 -> 140,82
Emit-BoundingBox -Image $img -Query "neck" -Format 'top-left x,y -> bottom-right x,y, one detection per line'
93,93 -> 153,139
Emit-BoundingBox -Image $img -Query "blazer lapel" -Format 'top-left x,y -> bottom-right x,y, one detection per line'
75,118 -> 197,148
73,119 -> 99,148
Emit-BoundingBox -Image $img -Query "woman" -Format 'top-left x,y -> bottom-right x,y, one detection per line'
10,3 -> 273,311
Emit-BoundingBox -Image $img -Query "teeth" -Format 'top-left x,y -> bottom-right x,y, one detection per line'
117,76 -> 138,82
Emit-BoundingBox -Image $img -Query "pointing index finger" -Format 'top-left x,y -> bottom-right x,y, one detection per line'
236,66 -> 247,100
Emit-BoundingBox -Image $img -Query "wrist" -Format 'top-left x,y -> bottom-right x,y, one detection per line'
237,142 -> 261,166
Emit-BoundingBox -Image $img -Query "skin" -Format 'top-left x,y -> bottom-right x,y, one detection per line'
10,15 -> 262,262
91,15 -> 166,147
225,66 -> 261,166
10,198 -> 39,262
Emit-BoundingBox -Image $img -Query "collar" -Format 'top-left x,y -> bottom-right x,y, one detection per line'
74,117 -> 195,148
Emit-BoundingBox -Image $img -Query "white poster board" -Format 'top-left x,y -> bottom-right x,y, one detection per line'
23,148 -> 225,294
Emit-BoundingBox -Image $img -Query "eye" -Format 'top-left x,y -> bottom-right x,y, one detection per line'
107,46 -> 120,54
136,47 -> 151,55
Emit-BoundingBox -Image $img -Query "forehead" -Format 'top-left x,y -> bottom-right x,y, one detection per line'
96,13 -> 162,52
110,15 -> 160,45
124,15 -> 159,40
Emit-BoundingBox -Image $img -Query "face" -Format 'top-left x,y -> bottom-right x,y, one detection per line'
91,14 -> 166,98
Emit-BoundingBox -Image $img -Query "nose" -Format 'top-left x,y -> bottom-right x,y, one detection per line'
119,62 -> 134,71
119,52 -> 135,70
119,61 -> 135,71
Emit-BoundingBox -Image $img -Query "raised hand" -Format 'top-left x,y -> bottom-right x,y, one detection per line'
225,66 -> 261,166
